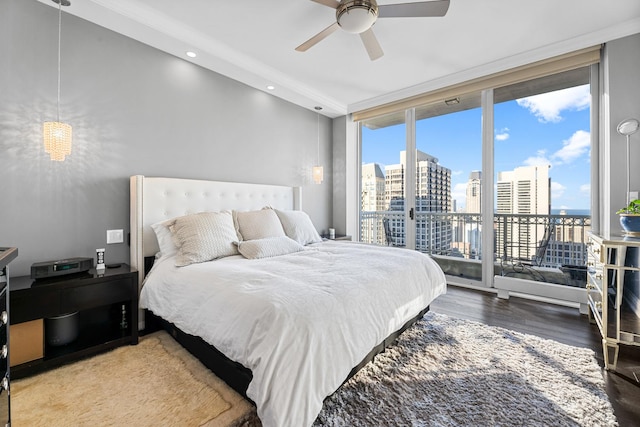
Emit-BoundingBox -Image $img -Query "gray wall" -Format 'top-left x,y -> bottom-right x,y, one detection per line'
605,33 -> 640,234
0,0 -> 334,276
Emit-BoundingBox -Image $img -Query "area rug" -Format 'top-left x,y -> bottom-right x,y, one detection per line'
314,312 -> 618,427
11,331 -> 256,427
11,314 -> 618,427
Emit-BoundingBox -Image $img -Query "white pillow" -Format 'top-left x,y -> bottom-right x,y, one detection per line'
169,211 -> 239,267
234,208 -> 286,241
236,236 -> 304,259
274,209 -> 323,246
151,219 -> 178,258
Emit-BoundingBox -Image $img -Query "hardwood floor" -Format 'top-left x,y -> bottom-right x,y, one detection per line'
430,286 -> 640,427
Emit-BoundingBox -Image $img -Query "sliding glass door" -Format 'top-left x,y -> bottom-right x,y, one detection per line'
413,98 -> 483,281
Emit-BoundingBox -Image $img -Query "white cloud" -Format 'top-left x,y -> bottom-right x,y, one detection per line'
580,184 -> 590,195
551,181 -> 566,200
523,149 -> 552,168
552,130 -> 590,164
452,182 -> 467,209
495,127 -> 510,141
516,85 -> 590,123
452,170 -> 464,176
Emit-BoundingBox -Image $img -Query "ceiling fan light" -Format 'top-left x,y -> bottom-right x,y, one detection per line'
337,1 -> 378,34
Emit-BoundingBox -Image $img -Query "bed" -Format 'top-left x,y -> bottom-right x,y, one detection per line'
130,175 -> 447,427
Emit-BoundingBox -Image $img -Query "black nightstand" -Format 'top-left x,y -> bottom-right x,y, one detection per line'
9,265 -> 138,379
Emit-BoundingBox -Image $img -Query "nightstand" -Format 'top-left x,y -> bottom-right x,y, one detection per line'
9,265 -> 138,379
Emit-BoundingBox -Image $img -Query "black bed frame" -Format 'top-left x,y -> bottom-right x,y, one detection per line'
142,256 -> 430,403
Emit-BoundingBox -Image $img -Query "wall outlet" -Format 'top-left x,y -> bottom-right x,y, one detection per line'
107,229 -> 124,244
629,191 -> 639,201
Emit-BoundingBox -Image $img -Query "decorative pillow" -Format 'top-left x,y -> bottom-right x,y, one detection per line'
234,208 -> 286,241
151,219 -> 178,258
236,236 -> 304,259
274,209 -> 323,246
169,211 -> 239,267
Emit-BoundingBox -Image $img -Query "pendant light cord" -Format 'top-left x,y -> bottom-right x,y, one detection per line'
56,0 -> 62,122
317,112 -> 320,164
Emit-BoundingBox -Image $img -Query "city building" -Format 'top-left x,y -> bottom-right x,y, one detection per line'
496,165 -> 551,262
466,171 -> 482,214
461,171 -> 482,259
361,163 -> 386,245
384,151 -> 452,252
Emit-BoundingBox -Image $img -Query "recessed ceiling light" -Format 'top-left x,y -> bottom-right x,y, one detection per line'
186,51 -> 197,58
266,85 -> 275,90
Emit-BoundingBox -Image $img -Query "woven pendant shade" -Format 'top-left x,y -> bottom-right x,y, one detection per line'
312,166 -> 324,184
43,121 -> 72,161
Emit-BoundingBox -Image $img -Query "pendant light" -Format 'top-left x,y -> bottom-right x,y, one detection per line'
312,106 -> 323,184
43,0 -> 72,162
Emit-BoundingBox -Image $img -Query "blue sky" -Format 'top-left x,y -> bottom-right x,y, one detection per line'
362,84 -> 591,211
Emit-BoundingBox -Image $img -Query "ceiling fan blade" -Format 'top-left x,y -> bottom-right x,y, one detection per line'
311,0 -> 339,9
360,28 -> 384,61
378,0 -> 450,18
295,22 -> 340,52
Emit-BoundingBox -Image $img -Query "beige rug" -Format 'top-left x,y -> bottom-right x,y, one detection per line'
11,331 -> 256,427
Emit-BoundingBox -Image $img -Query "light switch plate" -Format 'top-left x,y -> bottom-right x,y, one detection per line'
107,229 -> 124,244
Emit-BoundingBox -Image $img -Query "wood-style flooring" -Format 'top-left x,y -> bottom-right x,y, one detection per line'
430,286 -> 640,427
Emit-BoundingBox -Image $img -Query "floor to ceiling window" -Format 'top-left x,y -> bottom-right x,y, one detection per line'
357,49 -> 597,296
493,68 -> 592,285
360,111 -> 406,247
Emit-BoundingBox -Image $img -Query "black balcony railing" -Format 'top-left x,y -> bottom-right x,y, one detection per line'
361,211 -> 591,285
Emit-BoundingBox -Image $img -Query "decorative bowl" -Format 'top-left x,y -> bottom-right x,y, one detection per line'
620,214 -> 640,236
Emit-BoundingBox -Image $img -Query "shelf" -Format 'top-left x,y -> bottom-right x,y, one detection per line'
9,266 -> 138,380
43,304 -> 133,361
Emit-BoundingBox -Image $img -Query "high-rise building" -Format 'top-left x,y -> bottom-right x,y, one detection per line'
384,150 -> 452,252
362,163 -> 385,212
361,163 -> 386,245
496,165 -> 551,262
466,171 -> 482,214
461,171 -> 482,259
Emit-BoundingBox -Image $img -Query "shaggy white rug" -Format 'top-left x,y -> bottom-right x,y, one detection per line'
314,312 -> 617,427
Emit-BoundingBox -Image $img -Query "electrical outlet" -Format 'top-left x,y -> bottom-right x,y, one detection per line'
629,191 -> 639,201
107,229 -> 124,244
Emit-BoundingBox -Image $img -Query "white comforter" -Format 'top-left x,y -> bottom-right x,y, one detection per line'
140,241 -> 446,427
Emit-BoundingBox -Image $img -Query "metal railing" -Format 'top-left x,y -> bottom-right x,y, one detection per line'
361,211 -> 591,284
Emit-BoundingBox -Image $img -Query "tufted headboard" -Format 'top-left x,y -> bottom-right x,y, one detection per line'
130,175 -> 301,287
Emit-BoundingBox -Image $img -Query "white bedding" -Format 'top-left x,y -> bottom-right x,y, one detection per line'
140,240 -> 446,427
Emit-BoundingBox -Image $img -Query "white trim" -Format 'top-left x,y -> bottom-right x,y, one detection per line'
481,89 -> 495,288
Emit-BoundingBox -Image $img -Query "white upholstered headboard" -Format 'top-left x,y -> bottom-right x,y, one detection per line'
129,174 -> 301,286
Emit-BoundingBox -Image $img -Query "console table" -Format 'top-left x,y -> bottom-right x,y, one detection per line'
586,232 -> 640,371
9,265 -> 138,379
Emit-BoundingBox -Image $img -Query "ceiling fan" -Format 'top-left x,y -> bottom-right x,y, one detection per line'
295,0 -> 450,61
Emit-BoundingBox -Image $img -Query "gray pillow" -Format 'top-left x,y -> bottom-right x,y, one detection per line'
169,211 -> 239,267
274,209 -> 323,245
234,208 -> 286,241
236,236 -> 304,259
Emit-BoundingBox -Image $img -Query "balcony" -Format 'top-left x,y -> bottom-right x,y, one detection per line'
360,211 -> 591,288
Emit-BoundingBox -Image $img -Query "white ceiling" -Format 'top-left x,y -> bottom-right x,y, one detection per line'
41,0 -> 640,118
